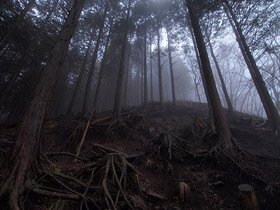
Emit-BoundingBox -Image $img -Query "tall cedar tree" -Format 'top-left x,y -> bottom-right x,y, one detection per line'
207,37 -> 234,113
223,0 -> 280,134
166,25 -> 176,106
83,2 -> 109,115
0,1 -> 86,209
157,25 -> 164,109
186,0 -> 233,150
113,0 -> 132,119
93,23 -> 112,112
68,31 -> 95,115
187,17 -> 214,124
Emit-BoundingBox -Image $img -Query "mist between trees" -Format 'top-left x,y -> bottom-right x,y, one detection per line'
0,0 -> 279,122
1,0 -> 280,209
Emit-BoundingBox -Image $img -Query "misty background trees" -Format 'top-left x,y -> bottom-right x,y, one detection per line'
0,0 -> 279,123
1,0 -> 280,208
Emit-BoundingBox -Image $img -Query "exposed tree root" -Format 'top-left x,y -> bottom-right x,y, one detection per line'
199,142 -> 280,194
23,147 -> 142,209
65,121 -> 86,152
145,116 -> 280,197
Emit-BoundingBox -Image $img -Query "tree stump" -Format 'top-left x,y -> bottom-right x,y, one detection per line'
238,184 -> 259,210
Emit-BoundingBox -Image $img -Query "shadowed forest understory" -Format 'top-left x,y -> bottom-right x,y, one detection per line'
1,103 -> 280,209
0,0 -> 280,209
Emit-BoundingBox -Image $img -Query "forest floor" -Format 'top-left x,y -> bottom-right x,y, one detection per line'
0,102 -> 280,209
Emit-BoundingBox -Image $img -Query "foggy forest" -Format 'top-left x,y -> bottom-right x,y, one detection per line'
0,0 -> 280,209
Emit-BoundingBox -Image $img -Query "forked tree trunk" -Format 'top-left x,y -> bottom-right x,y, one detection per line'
113,0 -> 132,119
223,0 -> 280,134
0,0 -> 35,52
186,0 -> 233,150
157,26 -> 164,109
208,39 -> 234,113
166,26 -> 176,106
0,1 -> 85,209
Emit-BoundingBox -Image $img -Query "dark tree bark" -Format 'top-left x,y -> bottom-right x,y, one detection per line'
187,17 -> 214,123
186,0 -> 233,150
113,0 -> 132,119
67,31 -> 95,115
157,26 -> 164,109
0,1 -> 86,209
149,36 -> 154,103
0,0 -> 35,52
208,39 -> 234,113
93,25 -> 112,112
82,3 -> 109,115
194,78 -> 202,103
166,26 -> 176,106
223,0 -> 280,134
124,46 -> 131,107
143,30 -> 148,107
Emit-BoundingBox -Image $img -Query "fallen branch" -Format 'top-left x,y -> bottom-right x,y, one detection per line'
47,172 -> 85,198
46,152 -> 89,161
93,143 -> 142,161
91,110 -> 137,126
75,106 -> 95,160
30,187 -> 80,200
51,171 -> 101,191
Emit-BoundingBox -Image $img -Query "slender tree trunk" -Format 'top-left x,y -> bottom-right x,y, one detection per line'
127,66 -> 132,106
0,1 -> 85,209
195,81 -> 202,103
186,0 -> 232,150
224,0 -> 280,134
141,63 -> 144,105
137,69 -> 140,105
67,32 -> 95,114
0,0 -> 35,52
157,26 -> 164,109
166,26 -> 176,106
191,72 -> 201,103
208,40 -> 234,113
271,79 -> 280,112
124,49 -> 131,107
53,69 -> 72,117
188,18 -> 213,123
93,26 -> 112,112
143,30 -> 148,107
82,3 -> 108,115
113,0 -> 132,119
150,37 -> 154,103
